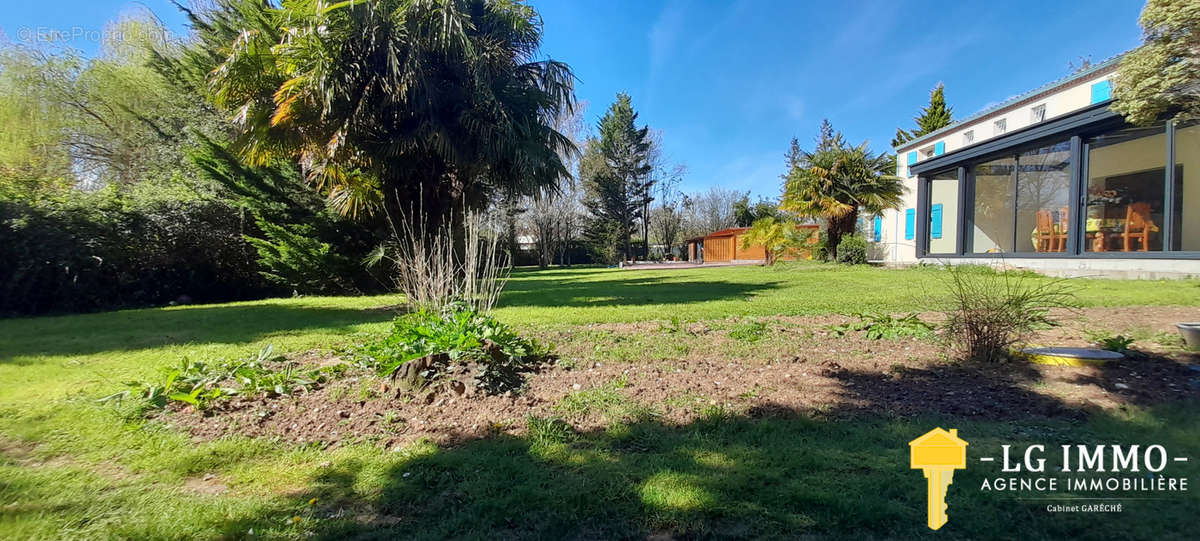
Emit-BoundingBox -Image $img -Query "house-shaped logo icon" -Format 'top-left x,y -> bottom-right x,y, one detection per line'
909,428 -> 968,530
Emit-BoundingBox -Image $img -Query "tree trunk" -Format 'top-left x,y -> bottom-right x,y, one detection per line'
623,220 -> 631,262
826,210 -> 859,261
643,201 -> 649,260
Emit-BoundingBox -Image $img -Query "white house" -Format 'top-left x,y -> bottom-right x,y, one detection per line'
874,56 -> 1200,278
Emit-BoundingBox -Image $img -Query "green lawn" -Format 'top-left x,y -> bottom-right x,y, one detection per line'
495,264 -> 1200,324
1,263 -> 1198,539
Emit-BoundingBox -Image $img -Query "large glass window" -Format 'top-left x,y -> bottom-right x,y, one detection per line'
927,170 -> 959,254
1176,121 -> 1199,251
969,157 -> 1015,253
1016,140 -> 1072,252
1084,123 -> 1166,252
925,120 -> 1198,257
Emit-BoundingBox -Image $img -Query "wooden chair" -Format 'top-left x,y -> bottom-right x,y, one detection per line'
1117,202 -> 1154,252
1054,207 -> 1069,252
1034,209 -> 1067,252
1034,210 -> 1054,252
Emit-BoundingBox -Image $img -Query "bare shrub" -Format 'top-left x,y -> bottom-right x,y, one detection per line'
372,208 -> 511,313
936,264 -> 1078,362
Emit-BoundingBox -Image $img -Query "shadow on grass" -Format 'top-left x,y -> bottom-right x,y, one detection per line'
500,273 -> 784,309
164,356 -> 1197,540
186,404 -> 1198,541
0,303 -> 398,363
5,345 -> 1193,540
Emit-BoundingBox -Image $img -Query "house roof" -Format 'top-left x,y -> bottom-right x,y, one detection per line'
705,227 -> 750,238
895,54 -> 1124,153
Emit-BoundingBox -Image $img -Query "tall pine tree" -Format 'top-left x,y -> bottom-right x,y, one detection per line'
582,93 -> 653,262
891,83 -> 954,147
815,118 -> 844,152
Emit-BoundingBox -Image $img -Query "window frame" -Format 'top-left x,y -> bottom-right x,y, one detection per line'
920,168 -> 967,256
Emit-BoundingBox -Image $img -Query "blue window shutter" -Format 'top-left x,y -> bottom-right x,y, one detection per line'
873,215 -> 882,242
930,204 -> 943,239
906,151 -> 918,166
1091,80 -> 1112,104
904,208 -> 915,240
934,142 -> 945,156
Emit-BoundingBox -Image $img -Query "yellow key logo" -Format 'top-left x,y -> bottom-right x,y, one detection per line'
909,428 -> 968,530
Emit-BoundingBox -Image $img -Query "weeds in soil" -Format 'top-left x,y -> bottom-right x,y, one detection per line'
829,312 -> 934,340
1152,331 -> 1187,349
729,319 -> 768,342
1086,330 -> 1136,353
526,415 -> 576,447
658,315 -> 690,335
555,375 -> 653,425
739,385 -> 765,399
99,345 -> 340,412
663,390 -> 711,414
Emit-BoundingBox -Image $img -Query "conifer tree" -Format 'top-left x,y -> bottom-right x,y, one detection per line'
891,83 -> 954,147
915,84 -> 954,135
582,93 -> 653,262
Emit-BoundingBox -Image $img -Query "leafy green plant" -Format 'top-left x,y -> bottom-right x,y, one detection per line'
829,312 -> 934,340
360,303 -> 551,394
729,319 -> 768,342
1085,331 -> 1136,353
105,344 -> 337,412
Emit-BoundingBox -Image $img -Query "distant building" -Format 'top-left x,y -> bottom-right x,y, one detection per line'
515,235 -> 537,251
686,225 -> 820,264
874,56 -> 1200,278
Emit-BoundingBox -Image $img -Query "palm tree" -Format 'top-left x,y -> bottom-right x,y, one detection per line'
781,140 -> 904,260
740,217 -> 801,266
204,0 -> 577,231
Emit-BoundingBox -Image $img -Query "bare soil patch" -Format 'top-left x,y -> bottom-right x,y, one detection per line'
166,306 -> 1200,448
181,474 -> 228,495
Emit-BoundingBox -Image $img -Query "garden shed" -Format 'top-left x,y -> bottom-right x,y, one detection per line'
687,225 -> 820,263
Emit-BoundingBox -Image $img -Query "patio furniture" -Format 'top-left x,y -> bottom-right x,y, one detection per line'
1033,209 -> 1067,252
1113,202 -> 1154,252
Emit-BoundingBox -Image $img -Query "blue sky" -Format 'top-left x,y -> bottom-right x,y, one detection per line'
2,0 -> 1147,198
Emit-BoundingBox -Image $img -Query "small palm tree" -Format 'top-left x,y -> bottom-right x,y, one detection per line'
781,140 -> 904,260
741,217 -> 802,265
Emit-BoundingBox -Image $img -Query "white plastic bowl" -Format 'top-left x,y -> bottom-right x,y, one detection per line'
1176,323 -> 1200,348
